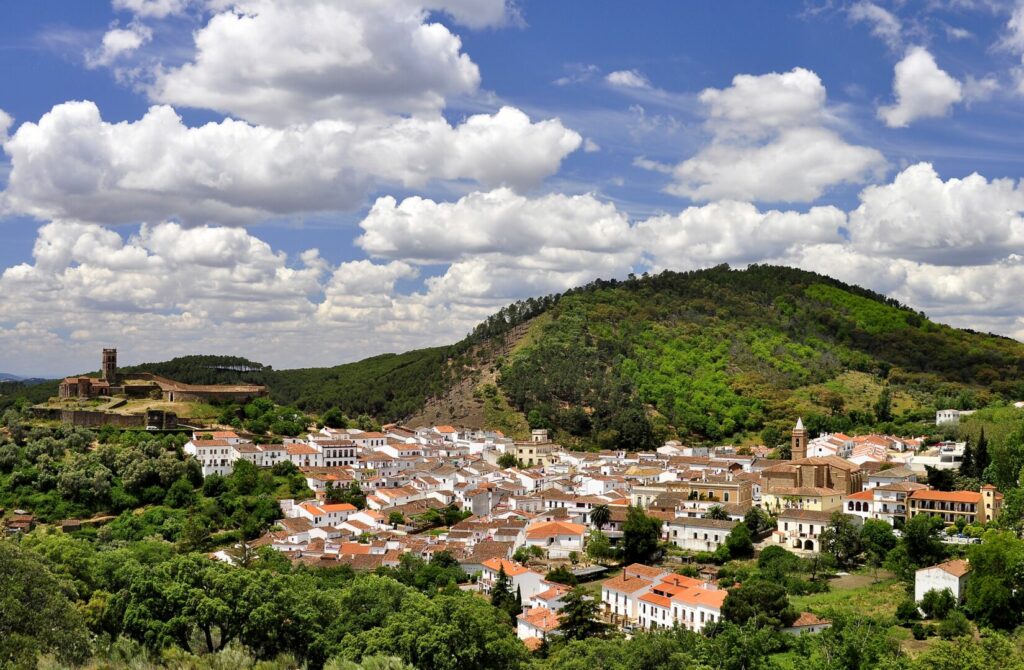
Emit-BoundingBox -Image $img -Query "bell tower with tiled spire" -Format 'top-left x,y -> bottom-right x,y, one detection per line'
791,417 -> 807,461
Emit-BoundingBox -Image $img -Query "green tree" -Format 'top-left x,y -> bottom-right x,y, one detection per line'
722,581 -> 797,630
920,588 -> 956,619
724,523 -> 754,559
937,610 -> 971,639
706,505 -> 730,521
975,427 -> 990,478
497,453 -> 519,469
0,541 -> 91,668
328,481 -> 367,509
490,566 -> 520,620
586,529 -> 614,563
873,385 -> 893,422
819,512 -> 862,569
743,507 -> 772,536
622,505 -> 663,565
545,565 -> 578,586
558,587 -> 609,641
860,519 -> 896,581
388,512 -> 405,528
963,530 -> 1024,629
589,504 -> 611,531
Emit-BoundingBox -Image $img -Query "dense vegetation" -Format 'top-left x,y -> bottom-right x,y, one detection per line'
499,265 -> 1024,447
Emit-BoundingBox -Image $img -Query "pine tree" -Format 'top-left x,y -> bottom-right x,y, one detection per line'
558,587 -> 609,641
976,428 -> 990,479
960,438 -> 975,479
873,385 -> 893,422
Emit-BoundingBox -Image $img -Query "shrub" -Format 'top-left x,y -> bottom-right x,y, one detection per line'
896,598 -> 921,624
911,623 -> 927,640
938,611 -> 971,639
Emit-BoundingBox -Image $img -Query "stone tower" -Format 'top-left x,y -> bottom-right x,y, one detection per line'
102,348 -> 118,384
791,417 -> 807,461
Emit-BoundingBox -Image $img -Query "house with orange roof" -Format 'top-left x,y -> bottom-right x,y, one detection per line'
479,558 -> 547,600
600,564 -> 672,623
634,572 -> 727,632
529,583 -> 570,611
516,605 -> 561,643
783,612 -> 832,635
908,485 -> 1001,525
524,520 -> 586,559
915,559 -> 971,602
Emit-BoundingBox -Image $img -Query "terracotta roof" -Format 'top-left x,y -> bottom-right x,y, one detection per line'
790,612 -> 831,627
843,490 -> 875,501
777,509 -> 835,522
517,606 -> 561,632
624,563 -> 666,580
482,558 -> 529,576
924,559 -> 971,578
909,490 -> 982,504
525,521 -> 586,539
639,592 -> 671,608
602,574 -> 654,594
672,586 -> 727,609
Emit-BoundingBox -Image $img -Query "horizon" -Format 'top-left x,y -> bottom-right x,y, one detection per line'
3,1 -> 1024,376
4,261 -> 1017,380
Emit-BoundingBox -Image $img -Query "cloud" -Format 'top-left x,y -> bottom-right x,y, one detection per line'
639,200 -> 846,270
113,0 -> 190,18
963,74 -> 999,103
658,68 -> 885,203
357,188 -> 636,264
148,0 -> 484,126
848,1 -> 902,49
847,162 -> 1024,264
606,69 -> 650,89
1,101 -> 580,225
878,47 -> 963,127
0,108 -> 12,143
86,23 -> 153,68
6,161 -> 1024,375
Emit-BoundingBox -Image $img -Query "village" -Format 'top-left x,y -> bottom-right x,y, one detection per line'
177,415 -> 1001,649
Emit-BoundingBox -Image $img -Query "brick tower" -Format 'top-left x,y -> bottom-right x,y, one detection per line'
791,417 -> 807,461
102,348 -> 118,384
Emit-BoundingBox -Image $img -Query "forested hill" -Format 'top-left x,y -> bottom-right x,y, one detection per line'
5,265 -> 1024,447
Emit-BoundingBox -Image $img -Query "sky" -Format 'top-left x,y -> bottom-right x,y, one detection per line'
2,0 -> 1024,377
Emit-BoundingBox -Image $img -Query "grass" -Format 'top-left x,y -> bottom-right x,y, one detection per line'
790,570 -> 907,618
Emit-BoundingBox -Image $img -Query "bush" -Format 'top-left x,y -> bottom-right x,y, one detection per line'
938,611 -> 971,639
896,598 -> 921,624
920,588 -> 956,619
911,622 -> 927,640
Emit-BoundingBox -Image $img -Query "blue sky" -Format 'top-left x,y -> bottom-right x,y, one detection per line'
2,0 -> 1024,376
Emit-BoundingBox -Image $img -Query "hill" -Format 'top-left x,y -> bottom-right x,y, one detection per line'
5,266 -> 1023,446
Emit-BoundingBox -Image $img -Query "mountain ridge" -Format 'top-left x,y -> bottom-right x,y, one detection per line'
4,265 -> 1023,447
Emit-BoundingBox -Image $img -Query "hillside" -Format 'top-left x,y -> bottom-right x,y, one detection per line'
5,266 -> 1023,446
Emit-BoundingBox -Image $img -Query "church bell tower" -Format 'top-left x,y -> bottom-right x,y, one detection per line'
102,348 -> 118,384
791,417 -> 807,461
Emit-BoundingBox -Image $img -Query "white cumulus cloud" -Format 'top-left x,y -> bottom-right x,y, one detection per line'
606,70 -> 650,89
1,102 -> 580,225
149,0 -> 484,126
878,47 -> 963,128
661,68 -> 885,203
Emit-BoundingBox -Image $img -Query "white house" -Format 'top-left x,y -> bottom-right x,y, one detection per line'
184,439 -> 237,476
915,559 -> 971,603
524,520 -> 586,559
478,558 -> 548,601
665,517 -> 738,552
783,612 -> 832,635
516,606 -> 561,643
774,509 -> 840,553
